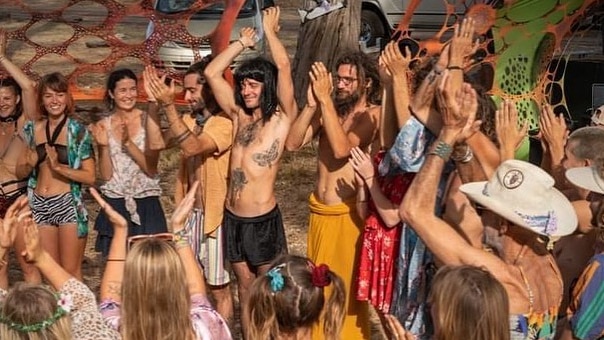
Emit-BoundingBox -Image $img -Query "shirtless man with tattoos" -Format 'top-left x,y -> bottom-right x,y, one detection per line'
286,51 -> 382,339
204,7 -> 297,338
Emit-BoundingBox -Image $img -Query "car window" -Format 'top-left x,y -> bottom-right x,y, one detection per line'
156,0 -> 255,15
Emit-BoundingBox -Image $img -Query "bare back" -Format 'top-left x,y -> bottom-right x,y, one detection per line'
227,107 -> 291,217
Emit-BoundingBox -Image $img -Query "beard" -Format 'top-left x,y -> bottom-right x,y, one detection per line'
334,90 -> 361,117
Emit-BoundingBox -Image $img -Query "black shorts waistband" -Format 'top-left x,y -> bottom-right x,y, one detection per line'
224,205 -> 280,223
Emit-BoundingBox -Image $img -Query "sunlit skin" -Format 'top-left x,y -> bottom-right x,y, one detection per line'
183,73 -> 204,112
0,87 -> 19,118
239,78 -> 263,110
41,88 -> 68,118
110,78 -> 138,111
334,64 -> 359,99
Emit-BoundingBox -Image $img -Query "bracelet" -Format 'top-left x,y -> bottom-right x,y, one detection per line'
107,259 -> 125,262
427,140 -> 453,161
173,229 -> 190,249
451,144 -> 474,163
447,65 -> 463,71
174,129 -> 192,144
236,39 -> 246,49
363,176 -> 374,181
162,102 -> 174,107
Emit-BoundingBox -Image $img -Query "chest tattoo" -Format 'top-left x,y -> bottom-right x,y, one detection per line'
252,139 -> 280,167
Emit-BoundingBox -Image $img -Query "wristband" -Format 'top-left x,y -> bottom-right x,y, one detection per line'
447,65 -> 463,71
451,144 -> 474,163
428,140 -> 453,161
236,39 -> 246,49
174,130 -> 192,144
173,228 -> 190,249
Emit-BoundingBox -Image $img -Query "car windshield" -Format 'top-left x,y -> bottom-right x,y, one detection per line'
156,0 -> 255,15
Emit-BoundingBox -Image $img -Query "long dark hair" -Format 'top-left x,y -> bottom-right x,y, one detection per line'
335,51 -> 381,106
104,68 -> 137,110
234,57 -> 278,123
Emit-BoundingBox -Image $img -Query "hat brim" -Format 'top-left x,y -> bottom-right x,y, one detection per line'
566,167 -> 604,195
460,181 -> 577,237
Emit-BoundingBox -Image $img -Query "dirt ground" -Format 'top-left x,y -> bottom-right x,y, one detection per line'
2,1 -> 386,339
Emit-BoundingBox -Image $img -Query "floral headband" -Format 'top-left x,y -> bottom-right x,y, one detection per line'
0,292 -> 73,333
266,262 -> 332,293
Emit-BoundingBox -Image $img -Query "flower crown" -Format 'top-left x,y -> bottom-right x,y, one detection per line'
0,292 -> 73,333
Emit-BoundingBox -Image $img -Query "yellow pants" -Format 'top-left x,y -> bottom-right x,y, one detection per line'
307,193 -> 370,340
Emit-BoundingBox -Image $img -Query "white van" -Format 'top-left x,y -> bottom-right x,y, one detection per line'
147,0 -> 273,70
361,0 -> 475,46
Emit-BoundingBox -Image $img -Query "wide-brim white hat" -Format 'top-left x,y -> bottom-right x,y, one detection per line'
566,166 -> 604,195
460,160 -> 577,237
592,105 -> 604,126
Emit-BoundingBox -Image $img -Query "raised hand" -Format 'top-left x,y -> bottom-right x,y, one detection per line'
0,196 -> 30,249
171,181 -> 199,232
456,83 -> 482,142
239,27 -> 258,49
377,55 -> 392,86
306,83 -> 317,109
90,187 -> 127,230
496,99 -> 528,160
539,103 -> 568,151
436,70 -> 467,131
22,217 -> 43,263
262,6 -> 280,34
90,119 -> 109,146
45,144 -> 59,170
382,41 -> 412,77
0,29 -> 7,59
449,18 -> 477,67
349,147 -> 375,182
143,65 -> 175,107
309,62 -> 333,102
385,315 -> 415,340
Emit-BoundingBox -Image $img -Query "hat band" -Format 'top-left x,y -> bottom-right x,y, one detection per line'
515,210 -> 558,236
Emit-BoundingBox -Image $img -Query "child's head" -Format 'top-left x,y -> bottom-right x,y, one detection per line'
0,282 -> 72,340
247,254 -> 345,339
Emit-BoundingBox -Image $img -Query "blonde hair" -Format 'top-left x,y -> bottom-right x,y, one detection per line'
121,239 -> 194,340
246,255 -> 346,339
0,283 -> 72,340
430,265 -> 510,340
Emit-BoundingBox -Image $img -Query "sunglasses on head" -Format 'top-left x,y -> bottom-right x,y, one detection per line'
127,233 -> 174,251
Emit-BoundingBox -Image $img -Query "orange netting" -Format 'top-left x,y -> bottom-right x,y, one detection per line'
0,0 -> 244,101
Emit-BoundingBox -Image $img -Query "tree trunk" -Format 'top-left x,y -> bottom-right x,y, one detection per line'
292,0 -> 362,106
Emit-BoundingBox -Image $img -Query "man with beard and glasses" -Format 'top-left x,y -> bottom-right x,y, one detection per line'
286,51 -> 381,339
143,59 -> 234,324
203,7 -> 298,338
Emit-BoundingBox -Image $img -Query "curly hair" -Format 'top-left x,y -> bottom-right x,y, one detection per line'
246,254 -> 346,339
335,51 -> 381,106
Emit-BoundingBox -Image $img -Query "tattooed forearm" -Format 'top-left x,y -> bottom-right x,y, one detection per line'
252,139 -> 280,167
229,168 -> 248,206
236,119 -> 261,146
106,281 -> 122,297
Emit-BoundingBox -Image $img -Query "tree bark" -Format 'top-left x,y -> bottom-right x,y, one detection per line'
292,0 -> 361,106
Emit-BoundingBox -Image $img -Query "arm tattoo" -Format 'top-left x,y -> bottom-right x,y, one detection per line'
229,168 -> 248,206
236,119 -> 261,146
107,281 -> 122,296
252,139 -> 280,167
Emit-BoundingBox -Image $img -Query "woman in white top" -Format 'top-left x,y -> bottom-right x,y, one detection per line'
90,68 -> 167,257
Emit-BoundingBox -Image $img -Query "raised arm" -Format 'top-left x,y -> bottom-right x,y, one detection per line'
204,27 -> 256,119
350,147 -> 401,227
171,181 -> 206,296
0,197 -> 29,289
90,119 -> 113,181
285,84 -> 321,150
0,30 -> 40,121
94,188 -> 128,303
263,6 -> 297,119
539,104 -> 568,189
310,62 -> 379,159
495,99 -> 528,162
399,72 -> 511,278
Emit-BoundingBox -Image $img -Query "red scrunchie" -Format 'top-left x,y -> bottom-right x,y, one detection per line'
311,264 -> 331,287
